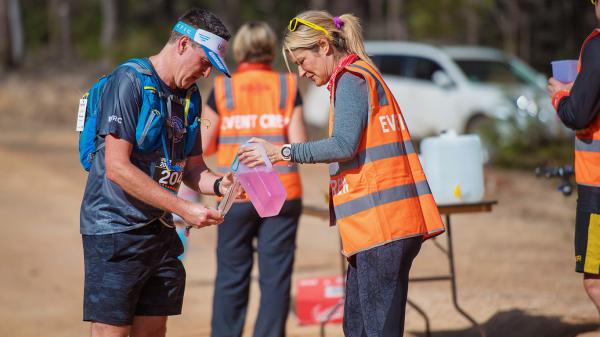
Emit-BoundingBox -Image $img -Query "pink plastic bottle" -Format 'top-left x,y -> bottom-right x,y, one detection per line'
235,143 -> 287,217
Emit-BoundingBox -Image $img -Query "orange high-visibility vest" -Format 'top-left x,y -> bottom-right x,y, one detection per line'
213,63 -> 302,200
575,29 -> 600,187
328,59 -> 445,256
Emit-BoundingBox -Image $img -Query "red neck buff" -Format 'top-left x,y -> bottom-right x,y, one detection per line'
326,53 -> 359,95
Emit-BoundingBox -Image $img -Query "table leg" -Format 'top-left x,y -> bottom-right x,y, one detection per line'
407,298 -> 431,337
319,240 -> 349,337
446,214 -> 487,337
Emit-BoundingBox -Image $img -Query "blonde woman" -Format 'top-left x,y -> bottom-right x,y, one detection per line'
238,11 -> 444,337
201,21 -> 306,337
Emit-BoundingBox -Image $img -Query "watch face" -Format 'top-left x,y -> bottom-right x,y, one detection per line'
282,146 -> 292,158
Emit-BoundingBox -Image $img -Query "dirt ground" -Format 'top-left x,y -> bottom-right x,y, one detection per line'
1,72 -> 599,337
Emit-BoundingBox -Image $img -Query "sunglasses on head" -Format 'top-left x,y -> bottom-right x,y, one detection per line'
288,18 -> 330,37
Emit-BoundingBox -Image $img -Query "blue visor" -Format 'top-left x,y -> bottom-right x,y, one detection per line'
201,45 -> 230,77
173,21 -> 231,77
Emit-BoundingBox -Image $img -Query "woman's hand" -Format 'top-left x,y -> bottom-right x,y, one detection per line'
547,77 -> 574,97
237,137 -> 283,167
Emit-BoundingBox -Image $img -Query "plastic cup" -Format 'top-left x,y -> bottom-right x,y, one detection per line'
551,59 -> 578,83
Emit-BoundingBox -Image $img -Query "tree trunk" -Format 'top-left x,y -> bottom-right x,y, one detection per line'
48,0 -> 72,64
162,0 -> 175,20
0,0 -> 8,71
215,0 -> 241,31
464,0 -> 480,45
386,0 -> 407,40
101,0 -> 117,60
6,0 -> 23,67
494,0 -> 519,55
257,0 -> 278,34
331,0 -> 355,16
368,0 -> 384,39
310,0 -> 327,10
519,11 -> 531,62
57,0 -> 71,61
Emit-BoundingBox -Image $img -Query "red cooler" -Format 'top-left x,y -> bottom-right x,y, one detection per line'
295,275 -> 345,325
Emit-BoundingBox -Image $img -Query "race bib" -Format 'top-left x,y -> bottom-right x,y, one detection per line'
153,158 -> 185,193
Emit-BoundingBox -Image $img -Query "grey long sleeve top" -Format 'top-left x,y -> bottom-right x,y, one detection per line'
291,72 -> 369,163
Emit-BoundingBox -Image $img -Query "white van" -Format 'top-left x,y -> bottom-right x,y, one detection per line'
303,41 -> 562,140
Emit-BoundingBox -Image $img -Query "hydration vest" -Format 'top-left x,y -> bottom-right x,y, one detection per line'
77,58 -> 201,172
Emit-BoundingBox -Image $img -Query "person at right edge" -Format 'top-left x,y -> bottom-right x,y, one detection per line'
237,11 -> 445,337
548,0 -> 600,328
201,21 -> 306,337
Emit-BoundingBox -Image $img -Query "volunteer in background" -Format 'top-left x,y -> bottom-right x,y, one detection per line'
238,10 -> 445,337
201,21 -> 307,337
547,0 -> 600,322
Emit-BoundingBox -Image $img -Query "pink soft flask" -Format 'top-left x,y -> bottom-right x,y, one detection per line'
235,143 -> 287,217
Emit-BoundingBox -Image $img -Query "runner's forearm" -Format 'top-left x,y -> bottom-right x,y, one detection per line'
106,158 -> 188,216
183,155 -> 222,195
557,37 -> 600,130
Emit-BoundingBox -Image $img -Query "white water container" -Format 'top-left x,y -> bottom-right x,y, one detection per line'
420,130 -> 484,205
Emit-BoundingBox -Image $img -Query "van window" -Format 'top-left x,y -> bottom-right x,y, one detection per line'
413,58 -> 443,81
454,59 -> 526,85
371,54 -> 443,82
371,55 -> 411,77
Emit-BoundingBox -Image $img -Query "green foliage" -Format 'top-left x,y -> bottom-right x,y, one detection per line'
21,0 -> 49,52
479,117 -> 573,169
72,0 -> 103,60
406,0 -> 471,43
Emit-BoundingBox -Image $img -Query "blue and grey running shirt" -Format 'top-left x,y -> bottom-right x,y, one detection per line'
80,60 -> 202,235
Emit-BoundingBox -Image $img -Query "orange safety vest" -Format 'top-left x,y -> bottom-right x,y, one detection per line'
328,59 -> 445,256
213,63 -> 302,200
575,29 -> 600,187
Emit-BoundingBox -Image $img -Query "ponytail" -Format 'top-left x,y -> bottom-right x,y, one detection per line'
338,14 -> 374,68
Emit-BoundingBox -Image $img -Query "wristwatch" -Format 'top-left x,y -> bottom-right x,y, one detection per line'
213,177 -> 224,197
281,144 -> 292,161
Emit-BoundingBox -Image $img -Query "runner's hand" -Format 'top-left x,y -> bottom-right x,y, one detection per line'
219,173 -> 235,195
180,201 -> 224,228
547,77 -> 574,97
219,173 -> 246,200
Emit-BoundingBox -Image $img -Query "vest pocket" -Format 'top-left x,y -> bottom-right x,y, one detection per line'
184,118 -> 200,155
136,91 -> 163,152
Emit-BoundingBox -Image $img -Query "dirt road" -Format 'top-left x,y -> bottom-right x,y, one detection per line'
0,126 -> 597,337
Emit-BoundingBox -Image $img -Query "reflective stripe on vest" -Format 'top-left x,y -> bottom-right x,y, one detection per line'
346,64 -> 389,106
224,77 -> 235,111
279,73 -> 288,110
334,180 -> 432,219
216,165 -> 299,174
575,29 -> 600,186
328,59 -> 444,256
214,69 -> 302,200
222,74 -> 289,112
218,134 -> 287,144
576,138 -> 600,152
329,140 -> 416,175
